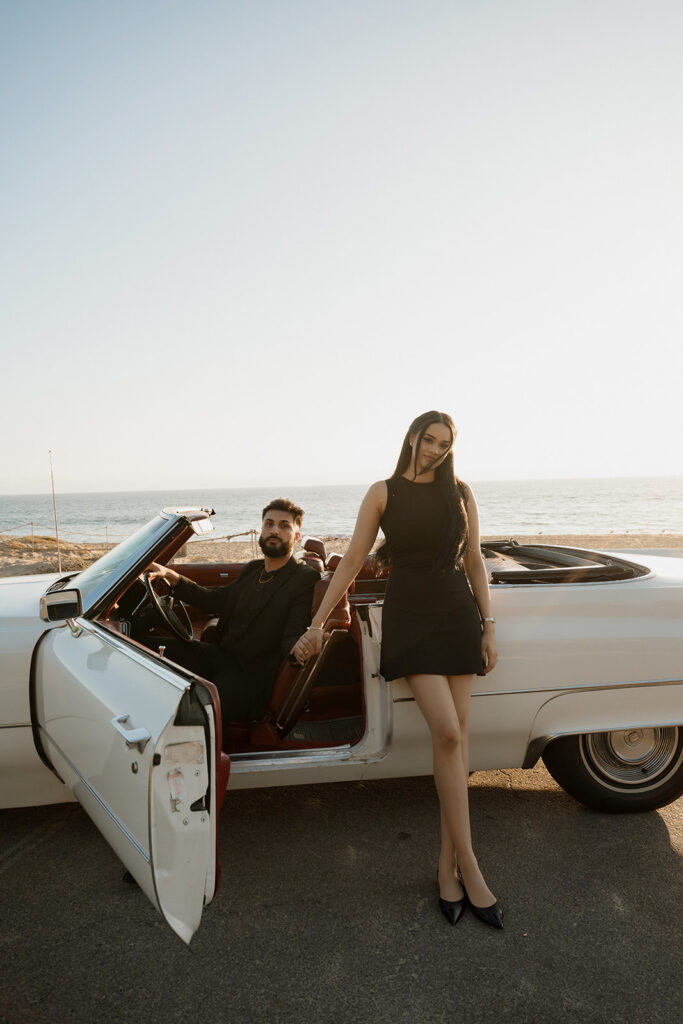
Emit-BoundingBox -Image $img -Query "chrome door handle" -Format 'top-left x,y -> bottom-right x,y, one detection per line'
111,714 -> 151,753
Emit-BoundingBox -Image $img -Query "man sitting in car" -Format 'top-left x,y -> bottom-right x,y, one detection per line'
149,498 -> 320,724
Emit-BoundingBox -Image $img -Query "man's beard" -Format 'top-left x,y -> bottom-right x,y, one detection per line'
258,534 -> 292,559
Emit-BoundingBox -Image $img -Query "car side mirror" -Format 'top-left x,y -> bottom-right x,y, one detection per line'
40,589 -> 83,622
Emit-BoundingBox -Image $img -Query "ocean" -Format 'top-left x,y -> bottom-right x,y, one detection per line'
0,477 -> 681,545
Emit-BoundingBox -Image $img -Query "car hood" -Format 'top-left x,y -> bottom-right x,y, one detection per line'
0,573 -> 69,654
0,574 -> 66,728
0,573 -> 64,619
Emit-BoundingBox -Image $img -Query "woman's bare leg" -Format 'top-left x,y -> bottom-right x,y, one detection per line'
438,674 -> 472,884
448,674 -> 472,779
407,673 -> 496,908
406,674 -> 465,901
447,675 -> 495,906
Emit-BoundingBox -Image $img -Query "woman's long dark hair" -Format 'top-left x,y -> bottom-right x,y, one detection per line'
375,410 -> 469,575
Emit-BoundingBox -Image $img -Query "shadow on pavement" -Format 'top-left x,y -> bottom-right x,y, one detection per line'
1,771 -> 680,1024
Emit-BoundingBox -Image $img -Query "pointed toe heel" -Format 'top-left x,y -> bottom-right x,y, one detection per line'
439,894 -> 468,926
470,900 -> 503,929
436,866 -> 468,926
457,870 -> 503,929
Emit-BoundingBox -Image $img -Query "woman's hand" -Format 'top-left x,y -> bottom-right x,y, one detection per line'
481,624 -> 498,674
290,626 -> 326,666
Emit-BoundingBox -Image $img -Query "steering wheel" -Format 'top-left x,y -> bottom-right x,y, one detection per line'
142,572 -> 194,642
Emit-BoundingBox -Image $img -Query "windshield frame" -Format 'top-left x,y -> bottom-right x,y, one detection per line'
48,508 -> 214,618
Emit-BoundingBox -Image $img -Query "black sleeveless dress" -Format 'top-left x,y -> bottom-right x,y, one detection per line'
379,476 -> 484,681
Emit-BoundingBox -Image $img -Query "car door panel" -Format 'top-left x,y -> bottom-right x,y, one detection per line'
33,623 -> 220,944
172,562 -> 243,588
149,722 -> 213,943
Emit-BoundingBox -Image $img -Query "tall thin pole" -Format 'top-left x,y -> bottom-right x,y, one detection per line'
49,450 -> 62,574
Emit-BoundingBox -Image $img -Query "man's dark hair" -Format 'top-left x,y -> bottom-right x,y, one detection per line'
262,497 -> 305,528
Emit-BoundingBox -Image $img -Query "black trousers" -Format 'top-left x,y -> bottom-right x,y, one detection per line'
160,639 -> 256,722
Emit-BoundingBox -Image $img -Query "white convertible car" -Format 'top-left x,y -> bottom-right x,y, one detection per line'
2,507 -> 682,942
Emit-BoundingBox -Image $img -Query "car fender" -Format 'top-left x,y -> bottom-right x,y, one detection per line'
522,678 -> 683,767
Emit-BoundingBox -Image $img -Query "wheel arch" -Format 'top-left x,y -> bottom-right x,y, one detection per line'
522,679 -> 683,768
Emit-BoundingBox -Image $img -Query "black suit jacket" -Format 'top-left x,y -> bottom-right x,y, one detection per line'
174,557 -> 319,719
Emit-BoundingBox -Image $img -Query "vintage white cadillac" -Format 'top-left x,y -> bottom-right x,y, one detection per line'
2,507 -> 681,942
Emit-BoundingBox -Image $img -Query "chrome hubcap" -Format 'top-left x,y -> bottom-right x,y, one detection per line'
584,727 -> 680,786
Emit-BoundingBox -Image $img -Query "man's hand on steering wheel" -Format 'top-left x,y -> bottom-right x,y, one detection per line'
142,567 -> 194,642
147,561 -> 181,588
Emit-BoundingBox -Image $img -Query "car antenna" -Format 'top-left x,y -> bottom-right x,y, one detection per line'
48,449 -> 62,574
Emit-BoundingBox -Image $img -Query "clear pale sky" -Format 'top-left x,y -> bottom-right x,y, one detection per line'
2,1 -> 681,494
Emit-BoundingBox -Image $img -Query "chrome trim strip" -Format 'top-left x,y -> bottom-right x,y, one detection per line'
489,574 -> 654,589
44,733 -> 150,862
393,676 -> 682,704
232,743 -> 351,762
231,744 -> 352,772
471,676 -> 682,699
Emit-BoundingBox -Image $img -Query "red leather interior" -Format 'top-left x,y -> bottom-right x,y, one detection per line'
173,562 -> 243,588
311,573 -> 351,630
169,537 -> 364,750
302,536 -> 326,562
223,573 -> 352,745
300,553 -> 324,573
200,619 -> 220,642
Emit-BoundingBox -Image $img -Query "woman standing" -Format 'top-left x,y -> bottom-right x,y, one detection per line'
291,411 -> 501,928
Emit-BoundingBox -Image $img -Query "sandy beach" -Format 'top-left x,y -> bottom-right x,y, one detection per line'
1,531 -> 682,578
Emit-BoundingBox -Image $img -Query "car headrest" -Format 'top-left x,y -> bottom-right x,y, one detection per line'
302,536 -> 326,563
299,552 -> 325,573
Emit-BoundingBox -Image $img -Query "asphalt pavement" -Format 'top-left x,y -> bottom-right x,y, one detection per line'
1,765 -> 681,1024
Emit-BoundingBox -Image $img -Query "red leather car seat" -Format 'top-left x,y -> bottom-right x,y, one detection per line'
198,537 -> 352,746
247,560 -> 352,744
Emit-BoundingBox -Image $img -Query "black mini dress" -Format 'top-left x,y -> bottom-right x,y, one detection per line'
378,475 -> 484,681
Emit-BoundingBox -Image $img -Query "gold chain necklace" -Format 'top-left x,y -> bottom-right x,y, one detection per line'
259,567 -> 276,584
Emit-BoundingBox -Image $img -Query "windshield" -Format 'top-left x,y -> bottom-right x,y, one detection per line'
72,516 -> 174,602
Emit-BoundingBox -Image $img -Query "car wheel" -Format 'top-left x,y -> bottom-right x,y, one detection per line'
542,726 -> 683,812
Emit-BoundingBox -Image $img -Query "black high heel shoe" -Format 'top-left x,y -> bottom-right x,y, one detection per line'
436,868 -> 468,926
457,869 -> 503,929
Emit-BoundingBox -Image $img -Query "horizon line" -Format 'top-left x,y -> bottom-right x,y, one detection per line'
1,472 -> 682,499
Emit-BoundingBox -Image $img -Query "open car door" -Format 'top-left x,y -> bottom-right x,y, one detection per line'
31,620 -> 225,944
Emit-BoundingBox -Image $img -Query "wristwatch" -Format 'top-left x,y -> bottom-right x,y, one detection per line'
482,616 -> 496,624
